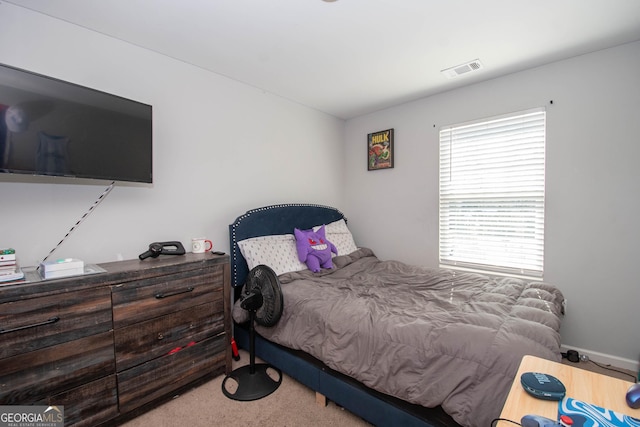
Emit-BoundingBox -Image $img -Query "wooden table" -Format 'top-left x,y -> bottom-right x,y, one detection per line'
497,355 -> 640,425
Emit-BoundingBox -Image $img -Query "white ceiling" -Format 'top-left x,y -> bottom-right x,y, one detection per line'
6,0 -> 640,119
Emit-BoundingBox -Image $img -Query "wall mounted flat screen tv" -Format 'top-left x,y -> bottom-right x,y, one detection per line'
0,63 -> 152,183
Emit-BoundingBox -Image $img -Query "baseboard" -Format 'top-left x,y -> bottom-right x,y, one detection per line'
561,344 -> 639,375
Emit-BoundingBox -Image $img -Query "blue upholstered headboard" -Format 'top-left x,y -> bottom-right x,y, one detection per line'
228,203 -> 346,288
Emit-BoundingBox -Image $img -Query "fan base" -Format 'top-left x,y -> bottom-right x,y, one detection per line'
221,363 -> 282,401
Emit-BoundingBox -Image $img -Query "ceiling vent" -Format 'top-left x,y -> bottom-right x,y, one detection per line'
441,59 -> 483,79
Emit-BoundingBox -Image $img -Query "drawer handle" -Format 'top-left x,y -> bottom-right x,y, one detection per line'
154,287 -> 194,299
0,316 -> 60,335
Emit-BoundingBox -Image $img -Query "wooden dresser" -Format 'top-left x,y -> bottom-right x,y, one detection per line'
0,252 -> 231,426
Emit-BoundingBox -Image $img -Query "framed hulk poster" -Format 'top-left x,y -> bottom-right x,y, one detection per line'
367,128 -> 394,171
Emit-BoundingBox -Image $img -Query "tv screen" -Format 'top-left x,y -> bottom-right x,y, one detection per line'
0,63 -> 152,183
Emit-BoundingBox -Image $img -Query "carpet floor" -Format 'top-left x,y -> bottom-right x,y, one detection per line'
121,349 -> 371,426
121,350 -> 636,426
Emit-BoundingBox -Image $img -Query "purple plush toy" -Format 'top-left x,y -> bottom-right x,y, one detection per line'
294,225 -> 338,272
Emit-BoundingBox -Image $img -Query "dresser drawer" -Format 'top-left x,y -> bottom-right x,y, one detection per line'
0,331 -> 115,404
114,299 -> 225,372
48,374 -> 118,427
112,265 -> 224,328
0,287 -> 112,359
117,334 -> 226,413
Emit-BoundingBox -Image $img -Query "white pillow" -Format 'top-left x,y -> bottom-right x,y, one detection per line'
237,234 -> 307,276
314,219 -> 358,256
237,219 -> 358,276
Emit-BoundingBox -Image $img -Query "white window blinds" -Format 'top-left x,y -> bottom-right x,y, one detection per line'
439,108 -> 546,277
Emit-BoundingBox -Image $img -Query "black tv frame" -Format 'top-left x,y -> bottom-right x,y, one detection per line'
0,63 -> 152,183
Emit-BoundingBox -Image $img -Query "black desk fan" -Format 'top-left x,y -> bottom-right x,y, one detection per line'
221,265 -> 284,401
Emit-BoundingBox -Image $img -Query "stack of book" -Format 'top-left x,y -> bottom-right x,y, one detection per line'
0,248 -> 25,284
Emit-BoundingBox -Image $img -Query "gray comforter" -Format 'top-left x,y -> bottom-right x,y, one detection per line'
233,248 -> 564,427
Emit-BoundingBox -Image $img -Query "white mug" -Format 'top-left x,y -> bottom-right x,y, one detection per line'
192,237 -> 213,253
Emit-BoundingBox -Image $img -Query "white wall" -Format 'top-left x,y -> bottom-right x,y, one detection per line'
344,41 -> 640,367
2,2 -> 638,370
0,3 -> 345,267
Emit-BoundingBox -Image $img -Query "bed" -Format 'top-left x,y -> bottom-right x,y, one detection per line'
229,203 -> 565,427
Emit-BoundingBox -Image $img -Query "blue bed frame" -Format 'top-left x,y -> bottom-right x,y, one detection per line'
229,203 -> 460,427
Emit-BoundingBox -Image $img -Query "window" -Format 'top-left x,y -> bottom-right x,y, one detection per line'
439,108 -> 546,278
